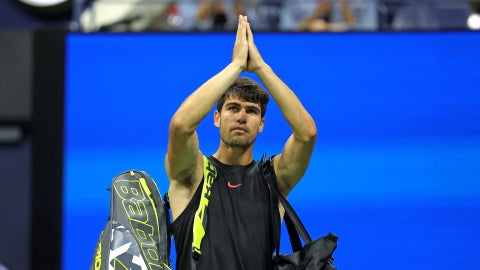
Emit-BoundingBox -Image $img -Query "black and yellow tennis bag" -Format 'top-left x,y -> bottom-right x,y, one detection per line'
90,170 -> 172,270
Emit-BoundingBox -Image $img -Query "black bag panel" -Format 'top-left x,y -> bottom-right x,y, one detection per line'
301,232 -> 337,269
273,252 -> 302,269
273,231 -> 337,270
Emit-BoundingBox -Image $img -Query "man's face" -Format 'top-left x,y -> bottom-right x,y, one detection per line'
214,97 -> 265,148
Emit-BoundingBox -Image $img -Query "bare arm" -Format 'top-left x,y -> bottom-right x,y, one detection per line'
166,65 -> 244,183
166,16 -> 249,218
246,22 -> 317,196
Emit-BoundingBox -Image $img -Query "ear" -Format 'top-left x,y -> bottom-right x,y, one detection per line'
214,110 -> 221,127
258,117 -> 265,133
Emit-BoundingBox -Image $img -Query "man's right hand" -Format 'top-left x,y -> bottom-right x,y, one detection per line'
246,20 -> 266,73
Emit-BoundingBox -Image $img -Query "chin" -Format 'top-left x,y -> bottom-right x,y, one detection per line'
222,137 -> 254,148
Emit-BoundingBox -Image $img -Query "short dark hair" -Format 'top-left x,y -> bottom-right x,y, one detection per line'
217,77 -> 270,117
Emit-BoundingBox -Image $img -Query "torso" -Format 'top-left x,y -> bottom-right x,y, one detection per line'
171,156 -> 276,270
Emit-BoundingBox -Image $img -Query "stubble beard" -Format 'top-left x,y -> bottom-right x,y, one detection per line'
220,133 -> 256,149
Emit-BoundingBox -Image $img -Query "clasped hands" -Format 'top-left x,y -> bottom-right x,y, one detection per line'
232,15 -> 265,73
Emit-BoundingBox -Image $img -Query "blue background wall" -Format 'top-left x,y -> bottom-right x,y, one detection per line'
64,32 -> 480,269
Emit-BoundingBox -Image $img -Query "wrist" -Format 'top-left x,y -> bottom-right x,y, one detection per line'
253,62 -> 270,75
230,61 -> 245,72
227,62 -> 245,77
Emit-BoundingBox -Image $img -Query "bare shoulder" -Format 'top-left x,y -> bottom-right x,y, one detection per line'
272,153 -> 302,196
168,154 -> 204,221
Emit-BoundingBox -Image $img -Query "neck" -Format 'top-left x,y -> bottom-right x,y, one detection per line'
213,145 -> 254,165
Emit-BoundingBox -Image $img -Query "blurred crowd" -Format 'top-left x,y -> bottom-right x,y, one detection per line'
75,0 -> 476,32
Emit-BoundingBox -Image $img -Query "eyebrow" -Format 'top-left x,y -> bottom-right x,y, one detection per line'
225,101 -> 260,112
225,101 -> 241,107
246,105 -> 261,113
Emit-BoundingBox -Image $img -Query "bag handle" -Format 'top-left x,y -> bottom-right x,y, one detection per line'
260,153 -> 312,253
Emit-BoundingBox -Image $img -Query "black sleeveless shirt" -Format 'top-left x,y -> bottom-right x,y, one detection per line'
171,156 -> 276,270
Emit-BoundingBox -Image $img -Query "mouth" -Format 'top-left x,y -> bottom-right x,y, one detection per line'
231,126 -> 248,133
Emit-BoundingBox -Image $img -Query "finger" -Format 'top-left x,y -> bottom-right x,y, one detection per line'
246,22 -> 254,44
236,15 -> 248,42
235,15 -> 243,41
239,16 -> 247,42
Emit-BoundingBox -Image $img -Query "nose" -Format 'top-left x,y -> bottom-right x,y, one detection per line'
236,109 -> 246,123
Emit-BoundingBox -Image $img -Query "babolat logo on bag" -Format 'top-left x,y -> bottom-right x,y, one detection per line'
90,170 -> 172,270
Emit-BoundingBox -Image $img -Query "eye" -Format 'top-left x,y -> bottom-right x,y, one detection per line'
228,106 -> 239,112
247,109 -> 259,114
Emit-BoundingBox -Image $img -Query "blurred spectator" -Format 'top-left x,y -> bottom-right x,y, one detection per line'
194,0 -> 285,31
306,0 -> 355,31
280,0 -> 356,32
348,0 -> 378,31
196,0 -> 245,31
245,0 -> 284,31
